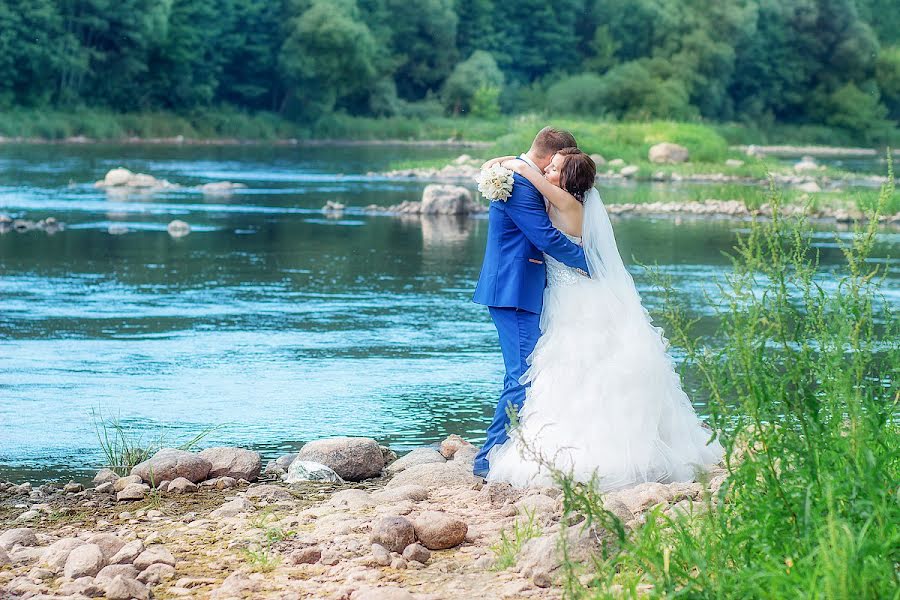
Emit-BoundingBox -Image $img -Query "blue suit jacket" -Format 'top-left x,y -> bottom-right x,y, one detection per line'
473,172 -> 589,314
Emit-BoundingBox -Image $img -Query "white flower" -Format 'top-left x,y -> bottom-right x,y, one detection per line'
475,164 -> 514,202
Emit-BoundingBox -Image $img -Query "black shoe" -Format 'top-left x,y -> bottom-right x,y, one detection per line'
473,468 -> 488,478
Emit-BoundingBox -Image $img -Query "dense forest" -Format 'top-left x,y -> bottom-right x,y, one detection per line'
1,0 -> 898,140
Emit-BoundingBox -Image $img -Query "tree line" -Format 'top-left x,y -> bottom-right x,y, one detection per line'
1,0 -> 898,140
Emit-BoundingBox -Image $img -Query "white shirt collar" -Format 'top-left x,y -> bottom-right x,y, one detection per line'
518,154 -> 541,173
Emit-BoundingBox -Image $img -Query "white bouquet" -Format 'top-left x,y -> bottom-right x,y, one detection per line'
475,164 -> 514,202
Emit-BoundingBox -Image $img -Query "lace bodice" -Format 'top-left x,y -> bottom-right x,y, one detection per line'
545,233 -> 584,288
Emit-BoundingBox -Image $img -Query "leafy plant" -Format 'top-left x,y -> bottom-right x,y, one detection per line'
490,508 -> 543,570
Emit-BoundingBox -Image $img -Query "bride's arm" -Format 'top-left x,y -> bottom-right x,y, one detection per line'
501,160 -> 581,213
480,155 -> 516,170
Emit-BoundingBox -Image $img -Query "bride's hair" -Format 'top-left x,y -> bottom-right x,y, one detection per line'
556,147 -> 596,202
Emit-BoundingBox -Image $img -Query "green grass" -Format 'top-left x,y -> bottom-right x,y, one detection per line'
543,172 -> 899,598
92,408 -> 220,475
490,508 -> 543,570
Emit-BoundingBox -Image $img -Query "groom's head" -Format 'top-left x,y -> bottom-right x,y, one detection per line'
527,127 -> 578,170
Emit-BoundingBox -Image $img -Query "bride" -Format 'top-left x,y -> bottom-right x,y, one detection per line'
481,148 -> 723,490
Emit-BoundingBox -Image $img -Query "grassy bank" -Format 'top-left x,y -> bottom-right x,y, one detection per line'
2,107 -> 895,149
550,177 -> 899,598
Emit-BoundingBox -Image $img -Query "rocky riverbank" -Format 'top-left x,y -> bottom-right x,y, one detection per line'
0,435 -> 726,599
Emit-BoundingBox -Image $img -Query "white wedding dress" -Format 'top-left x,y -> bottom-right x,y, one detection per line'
486,188 -> 723,490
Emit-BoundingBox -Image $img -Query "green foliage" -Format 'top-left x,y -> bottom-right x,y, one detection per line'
441,51 -> 504,115
489,509 -> 542,570
549,167 -> 899,598
1,0 -> 899,140
278,0 -> 377,120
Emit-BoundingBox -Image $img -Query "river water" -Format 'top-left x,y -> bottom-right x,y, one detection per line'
0,144 -> 897,483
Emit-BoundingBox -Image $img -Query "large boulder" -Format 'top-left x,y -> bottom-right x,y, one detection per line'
421,185 -> 479,215
131,448 -> 212,485
648,143 -> 689,164
41,538 -> 83,572
370,516 -> 416,553
198,447 -> 261,481
385,448 -> 445,475
413,511 -> 468,550
386,461 -> 479,490
296,437 -> 384,482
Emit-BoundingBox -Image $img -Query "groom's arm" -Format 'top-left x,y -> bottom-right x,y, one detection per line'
504,175 -> 589,272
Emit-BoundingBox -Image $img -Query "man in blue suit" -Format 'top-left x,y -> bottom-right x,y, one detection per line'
472,127 -> 590,478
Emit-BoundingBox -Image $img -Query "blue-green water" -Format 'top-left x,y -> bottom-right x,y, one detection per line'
0,144 -> 897,483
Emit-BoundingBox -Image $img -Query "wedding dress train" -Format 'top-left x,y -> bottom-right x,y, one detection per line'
486,188 -> 723,490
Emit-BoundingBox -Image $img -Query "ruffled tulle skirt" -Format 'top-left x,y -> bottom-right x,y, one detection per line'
486,275 -> 724,490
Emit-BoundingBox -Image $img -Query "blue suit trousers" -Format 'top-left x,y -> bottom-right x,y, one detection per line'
474,306 -> 542,476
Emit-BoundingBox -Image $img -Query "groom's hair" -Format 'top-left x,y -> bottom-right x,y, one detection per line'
530,127 -> 578,158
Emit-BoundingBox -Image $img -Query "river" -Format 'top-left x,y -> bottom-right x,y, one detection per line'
0,143 -> 896,483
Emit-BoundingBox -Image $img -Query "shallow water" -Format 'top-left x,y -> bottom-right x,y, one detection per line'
0,144 -> 896,483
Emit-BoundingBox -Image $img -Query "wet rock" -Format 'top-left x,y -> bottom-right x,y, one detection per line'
116,483 -> 149,502
296,437 -> 385,481
244,484 -> 293,502
113,475 -> 143,492
104,575 -> 149,600
198,447 -> 262,481
413,512 -> 467,550
289,546 -> 322,565
136,562 -> 175,585
380,445 -> 398,466
109,539 -> 144,565
167,219 -> 191,238
86,533 -> 125,562
198,181 -> 246,195
322,200 -> 346,213
96,168 -> 179,190
263,453 -> 298,477
386,461 -> 479,491
133,545 -> 175,571
386,448 -> 446,474
167,477 -> 199,494
0,527 -> 38,550
131,448 -> 211,484
421,184 -> 479,215
371,485 -> 429,504
284,460 -> 344,484
64,543 -> 106,579
401,543 -> 430,564
439,435 -> 473,459
64,481 -> 84,494
209,497 -> 253,519
370,516 -> 416,553
649,143 -> 690,164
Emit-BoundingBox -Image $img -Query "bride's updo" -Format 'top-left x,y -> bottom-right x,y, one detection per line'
556,147 -> 596,202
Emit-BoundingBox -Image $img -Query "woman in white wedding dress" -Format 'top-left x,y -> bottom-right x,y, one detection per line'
481,148 -> 723,490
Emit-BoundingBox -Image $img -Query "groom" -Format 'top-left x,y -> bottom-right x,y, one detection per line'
472,127 -> 590,478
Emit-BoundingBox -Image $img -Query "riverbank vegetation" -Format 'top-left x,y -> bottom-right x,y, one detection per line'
1,0 -> 897,146
550,175 -> 899,597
